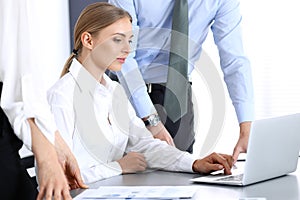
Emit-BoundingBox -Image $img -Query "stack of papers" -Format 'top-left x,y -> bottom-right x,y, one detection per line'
74,186 -> 199,199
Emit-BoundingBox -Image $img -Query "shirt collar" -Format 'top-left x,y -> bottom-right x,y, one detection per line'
69,58 -> 115,93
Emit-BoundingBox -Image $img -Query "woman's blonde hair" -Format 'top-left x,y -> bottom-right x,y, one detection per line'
61,2 -> 132,77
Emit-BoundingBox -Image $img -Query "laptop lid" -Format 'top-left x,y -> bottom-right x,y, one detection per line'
191,113 -> 300,186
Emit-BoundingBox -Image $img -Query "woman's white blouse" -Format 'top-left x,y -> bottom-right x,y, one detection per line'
47,59 -> 195,184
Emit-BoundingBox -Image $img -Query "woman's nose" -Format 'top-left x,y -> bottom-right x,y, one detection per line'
122,41 -> 131,54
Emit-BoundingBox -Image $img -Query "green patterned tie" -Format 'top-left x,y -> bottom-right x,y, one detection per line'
164,0 -> 189,122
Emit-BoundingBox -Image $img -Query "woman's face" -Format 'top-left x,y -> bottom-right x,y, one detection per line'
89,17 -> 133,72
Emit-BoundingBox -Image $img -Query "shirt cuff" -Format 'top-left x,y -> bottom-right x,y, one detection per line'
105,161 -> 123,176
234,101 -> 255,123
177,152 -> 196,173
130,87 -> 156,118
82,161 -> 123,184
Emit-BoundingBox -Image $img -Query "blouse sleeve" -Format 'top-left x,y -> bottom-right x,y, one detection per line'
123,89 -> 195,173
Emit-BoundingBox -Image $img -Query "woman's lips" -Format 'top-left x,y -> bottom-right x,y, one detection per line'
117,58 -> 126,63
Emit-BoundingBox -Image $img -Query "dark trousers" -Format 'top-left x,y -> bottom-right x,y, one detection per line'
147,83 -> 195,153
0,82 -> 38,199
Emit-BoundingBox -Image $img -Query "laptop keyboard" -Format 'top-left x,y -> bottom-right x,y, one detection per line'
216,174 -> 244,182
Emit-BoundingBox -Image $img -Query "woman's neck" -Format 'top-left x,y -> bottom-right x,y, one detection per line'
77,56 -> 106,84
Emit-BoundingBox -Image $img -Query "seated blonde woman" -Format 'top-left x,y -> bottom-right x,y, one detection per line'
47,2 -> 233,184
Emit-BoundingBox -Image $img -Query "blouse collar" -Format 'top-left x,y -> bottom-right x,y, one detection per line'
69,58 -> 115,93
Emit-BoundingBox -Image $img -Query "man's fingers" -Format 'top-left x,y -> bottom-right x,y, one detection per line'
73,170 -> 89,189
45,188 -> 54,200
53,189 -> 61,200
207,163 -> 224,172
166,134 -> 175,146
220,153 -> 234,168
62,188 -> 72,200
211,153 -> 232,175
36,187 -> 45,200
37,186 -> 55,200
232,147 -> 241,163
169,137 -> 175,146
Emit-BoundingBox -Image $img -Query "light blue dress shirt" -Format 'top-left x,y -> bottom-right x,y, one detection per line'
109,0 -> 254,123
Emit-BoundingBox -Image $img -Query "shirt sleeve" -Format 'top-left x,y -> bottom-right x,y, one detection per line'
80,161 -> 122,184
1,73 -> 57,150
211,0 -> 255,123
0,0 -> 56,149
125,96 -> 195,173
109,0 -> 156,118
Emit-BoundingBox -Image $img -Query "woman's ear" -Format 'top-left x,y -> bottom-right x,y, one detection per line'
81,32 -> 93,50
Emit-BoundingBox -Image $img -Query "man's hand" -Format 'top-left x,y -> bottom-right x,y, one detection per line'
146,121 -> 175,146
192,153 -> 234,175
117,152 -> 147,174
36,151 -> 72,200
28,118 -> 73,200
55,132 -> 88,190
232,121 -> 252,162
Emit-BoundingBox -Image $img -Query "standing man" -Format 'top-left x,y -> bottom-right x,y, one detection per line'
109,0 -> 254,159
0,1 -> 86,199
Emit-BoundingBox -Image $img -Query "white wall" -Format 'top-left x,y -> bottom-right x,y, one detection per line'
193,0 -> 300,157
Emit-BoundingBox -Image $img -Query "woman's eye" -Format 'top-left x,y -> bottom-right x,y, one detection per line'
113,38 -> 122,43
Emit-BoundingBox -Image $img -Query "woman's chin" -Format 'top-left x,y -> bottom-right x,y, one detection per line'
108,65 -> 122,71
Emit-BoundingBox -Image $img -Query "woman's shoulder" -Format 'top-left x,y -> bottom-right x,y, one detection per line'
47,73 -> 76,104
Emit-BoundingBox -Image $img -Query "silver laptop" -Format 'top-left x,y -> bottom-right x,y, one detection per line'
191,113 -> 300,186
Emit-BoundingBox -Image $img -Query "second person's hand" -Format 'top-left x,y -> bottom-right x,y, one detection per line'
147,121 -> 175,146
232,121 -> 251,162
55,131 -> 88,190
28,118 -> 73,200
192,152 -> 234,175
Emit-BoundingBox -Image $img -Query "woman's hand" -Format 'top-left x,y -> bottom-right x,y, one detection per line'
117,152 -> 147,174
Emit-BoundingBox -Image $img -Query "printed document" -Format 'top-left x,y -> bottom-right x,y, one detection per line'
74,186 -> 199,199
